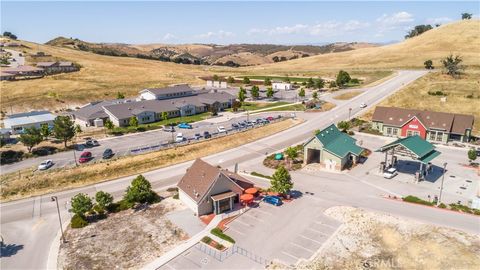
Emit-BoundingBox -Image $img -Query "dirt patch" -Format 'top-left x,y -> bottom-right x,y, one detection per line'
57,198 -> 187,269
333,91 -> 363,100
1,118 -> 302,202
295,206 -> 480,270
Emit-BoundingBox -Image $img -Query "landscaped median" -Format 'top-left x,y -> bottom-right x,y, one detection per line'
401,195 -> 480,215
1,118 -> 303,202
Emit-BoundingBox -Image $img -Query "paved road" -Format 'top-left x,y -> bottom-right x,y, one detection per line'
0,112 -> 284,175
3,49 -> 25,67
0,70 -> 428,269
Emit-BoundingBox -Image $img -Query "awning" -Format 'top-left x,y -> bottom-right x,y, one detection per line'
211,191 -> 237,201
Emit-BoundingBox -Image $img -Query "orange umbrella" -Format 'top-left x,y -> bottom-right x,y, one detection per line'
240,193 -> 254,203
245,188 -> 258,195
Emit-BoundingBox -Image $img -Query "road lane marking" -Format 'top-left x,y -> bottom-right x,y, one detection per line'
281,251 -> 299,260
291,242 -> 316,253
299,234 -> 323,244
314,221 -> 337,230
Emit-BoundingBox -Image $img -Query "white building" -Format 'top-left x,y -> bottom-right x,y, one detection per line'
206,80 -> 228,89
3,111 -> 56,134
272,81 -> 292,91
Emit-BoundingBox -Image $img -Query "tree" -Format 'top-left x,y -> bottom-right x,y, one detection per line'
329,81 -> 337,88
53,116 -> 75,147
284,146 -> 298,166
264,77 -> 272,86
19,127 -> 43,152
336,70 -> 351,87
227,76 -> 235,83
129,116 -> 138,127
40,124 -> 51,140
95,191 -> 114,210
161,111 -> 168,121
266,87 -> 274,98
124,175 -> 157,204
270,166 -> 293,194
312,91 -> 318,100
272,56 -> 280,62
315,78 -> 325,89
243,77 -> 250,84
213,74 -> 219,81
104,119 -> 114,130
283,76 -> 290,83
250,85 -> 260,100
468,149 -> 477,163
71,193 -> 93,217
75,124 -> 82,135
337,121 -> 350,131
298,88 -> 305,99
306,78 -> 314,88
238,87 -> 246,103
424,60 -> 434,70
405,24 -> 433,39
232,100 -> 241,112
442,54 -> 464,78
116,92 -> 125,99
3,31 -> 17,40
462,13 -> 472,20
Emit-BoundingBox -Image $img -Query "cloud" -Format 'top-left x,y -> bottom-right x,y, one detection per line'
195,30 -> 235,39
247,20 -> 370,37
162,33 -> 177,41
376,11 -> 414,35
426,17 -> 452,25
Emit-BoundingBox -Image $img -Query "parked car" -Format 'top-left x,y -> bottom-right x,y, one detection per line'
38,160 -> 53,170
85,139 -> 99,148
79,151 -> 93,163
194,133 -> 201,140
217,126 -> 227,133
255,118 -> 264,125
102,148 -> 114,159
231,123 -> 239,129
360,102 -> 367,108
383,168 -> 398,179
178,123 -> 193,129
203,131 -> 212,139
238,122 -> 246,128
245,121 -> 254,127
175,133 -> 184,143
263,195 -> 282,206
266,116 -> 274,121
163,126 -> 175,132
476,149 -> 480,157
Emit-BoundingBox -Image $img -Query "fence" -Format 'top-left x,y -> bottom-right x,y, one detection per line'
195,243 -> 270,266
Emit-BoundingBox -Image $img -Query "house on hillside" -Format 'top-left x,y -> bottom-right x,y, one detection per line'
303,124 -> 364,171
371,106 -> 474,143
177,159 -> 254,216
1,65 -> 44,78
3,111 -> 56,134
0,71 -> 16,81
272,81 -> 292,91
36,61 -> 78,74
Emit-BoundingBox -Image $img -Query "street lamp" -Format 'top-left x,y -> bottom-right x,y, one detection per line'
437,162 -> 447,205
348,107 -> 352,120
51,196 -> 66,243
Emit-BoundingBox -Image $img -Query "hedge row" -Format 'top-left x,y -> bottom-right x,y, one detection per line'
402,195 -> 434,206
211,228 -> 235,244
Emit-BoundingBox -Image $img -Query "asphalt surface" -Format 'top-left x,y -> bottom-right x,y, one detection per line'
0,70 -> 434,269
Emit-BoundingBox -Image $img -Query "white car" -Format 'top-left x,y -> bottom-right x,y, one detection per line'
38,160 -> 54,170
217,126 -> 227,133
175,133 -> 184,143
360,102 -> 367,108
383,168 -> 398,179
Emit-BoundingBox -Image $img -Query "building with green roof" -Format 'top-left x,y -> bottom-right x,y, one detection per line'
303,124 -> 364,171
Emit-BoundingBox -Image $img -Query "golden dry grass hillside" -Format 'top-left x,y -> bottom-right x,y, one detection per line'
251,20 -> 480,72
0,40 -> 210,112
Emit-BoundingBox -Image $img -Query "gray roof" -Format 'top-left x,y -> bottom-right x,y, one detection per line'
3,111 -> 56,128
73,100 -> 124,121
198,92 -> 235,104
141,84 -> 194,96
7,110 -> 52,119
103,99 -> 179,120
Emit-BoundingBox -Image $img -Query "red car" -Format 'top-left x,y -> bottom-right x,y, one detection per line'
266,116 -> 275,121
79,151 -> 92,163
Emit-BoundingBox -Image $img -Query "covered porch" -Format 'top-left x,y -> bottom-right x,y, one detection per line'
211,191 -> 237,215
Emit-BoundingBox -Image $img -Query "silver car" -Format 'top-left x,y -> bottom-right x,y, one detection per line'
38,160 -> 54,170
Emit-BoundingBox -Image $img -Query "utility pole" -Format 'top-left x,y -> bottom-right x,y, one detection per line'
437,162 -> 447,205
348,107 -> 352,120
51,196 -> 66,243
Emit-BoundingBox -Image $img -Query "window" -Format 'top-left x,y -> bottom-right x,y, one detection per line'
386,127 -> 392,135
436,132 -> 443,141
429,132 -> 436,141
413,131 -> 420,136
392,128 -> 398,136
407,130 -> 413,137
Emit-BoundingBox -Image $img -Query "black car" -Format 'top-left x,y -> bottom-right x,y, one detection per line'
238,122 -> 246,128
194,133 -> 202,140
203,131 -> 212,139
102,148 -> 114,159
231,123 -> 239,129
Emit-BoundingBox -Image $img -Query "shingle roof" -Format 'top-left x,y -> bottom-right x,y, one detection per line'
103,99 -> 179,120
377,135 -> 441,163
314,124 -> 363,158
372,106 -> 474,133
73,100 -> 120,121
141,84 -> 194,96
177,159 -> 222,203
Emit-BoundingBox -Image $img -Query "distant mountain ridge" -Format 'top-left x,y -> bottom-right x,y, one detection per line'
45,37 -> 378,66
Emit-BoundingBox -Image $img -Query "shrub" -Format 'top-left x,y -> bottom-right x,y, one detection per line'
402,195 -> 434,206
71,214 -> 88,228
124,175 -> 159,204
216,244 -> 225,250
173,193 -> 179,199
438,203 -> 447,209
211,228 -> 235,243
71,193 -> 93,216
201,236 -> 212,244
166,187 -> 179,192
118,199 -> 134,211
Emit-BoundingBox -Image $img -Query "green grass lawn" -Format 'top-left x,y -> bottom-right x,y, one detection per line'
261,104 -> 306,112
109,112 -> 211,134
241,101 -> 290,111
238,75 -> 314,83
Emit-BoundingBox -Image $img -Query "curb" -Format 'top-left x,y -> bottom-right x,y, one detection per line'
46,220 -> 69,269
383,196 -> 480,217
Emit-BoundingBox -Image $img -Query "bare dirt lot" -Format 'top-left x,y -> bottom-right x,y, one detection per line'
57,197 -> 187,269
296,206 -> 480,270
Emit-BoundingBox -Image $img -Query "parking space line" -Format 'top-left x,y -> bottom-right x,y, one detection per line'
253,208 -> 273,216
291,242 -> 316,253
226,227 -> 246,236
243,213 -> 265,223
307,227 -> 325,235
234,219 -> 254,228
299,234 -> 323,244
314,221 -> 338,230
281,251 -> 300,261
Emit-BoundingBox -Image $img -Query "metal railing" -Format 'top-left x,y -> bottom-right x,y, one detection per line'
195,243 -> 270,265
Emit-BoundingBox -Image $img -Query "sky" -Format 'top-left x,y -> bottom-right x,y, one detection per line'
1,1 -> 479,45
